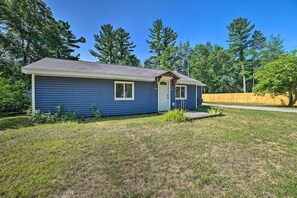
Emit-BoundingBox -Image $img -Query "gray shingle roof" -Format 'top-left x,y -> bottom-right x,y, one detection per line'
22,58 -> 205,86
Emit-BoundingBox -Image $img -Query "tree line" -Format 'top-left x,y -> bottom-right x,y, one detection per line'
1,0 -> 296,112
88,18 -> 291,94
0,0 -> 86,81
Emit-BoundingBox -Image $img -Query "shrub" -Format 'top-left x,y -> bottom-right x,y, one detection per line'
55,104 -> 62,115
60,112 -> 77,122
0,75 -> 30,113
29,109 -> 59,124
163,109 -> 188,123
28,105 -> 78,124
91,104 -> 101,118
208,107 -> 223,115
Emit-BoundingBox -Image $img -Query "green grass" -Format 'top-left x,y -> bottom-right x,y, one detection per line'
1,108 -> 297,197
204,101 -> 297,108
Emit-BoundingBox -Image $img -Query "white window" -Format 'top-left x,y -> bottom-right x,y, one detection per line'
175,85 -> 187,100
114,81 -> 134,100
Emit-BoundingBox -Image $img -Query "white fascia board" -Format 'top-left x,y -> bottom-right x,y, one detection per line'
177,80 -> 206,86
21,68 -> 154,82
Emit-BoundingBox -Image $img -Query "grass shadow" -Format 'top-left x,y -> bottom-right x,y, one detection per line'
78,113 -> 161,124
197,105 -> 211,113
0,116 -> 33,131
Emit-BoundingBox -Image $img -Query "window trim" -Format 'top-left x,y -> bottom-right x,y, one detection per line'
175,85 -> 187,100
114,81 -> 135,101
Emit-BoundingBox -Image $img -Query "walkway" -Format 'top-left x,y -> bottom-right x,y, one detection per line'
186,112 -> 217,119
203,103 -> 297,113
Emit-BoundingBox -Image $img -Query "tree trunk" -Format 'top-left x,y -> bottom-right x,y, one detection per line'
288,92 -> 297,107
252,63 -> 255,91
288,92 -> 294,107
242,63 -> 246,93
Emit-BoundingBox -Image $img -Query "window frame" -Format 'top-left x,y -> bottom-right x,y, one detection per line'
114,81 -> 135,101
175,85 -> 187,100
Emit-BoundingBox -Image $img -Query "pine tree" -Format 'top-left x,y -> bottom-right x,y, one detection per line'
250,30 -> 266,89
90,25 -> 140,66
146,19 -> 178,69
89,24 -> 117,64
227,17 -> 255,93
115,28 -> 136,61
261,34 -> 285,65
56,20 -> 86,60
176,41 -> 191,75
146,19 -> 164,67
119,54 -> 141,67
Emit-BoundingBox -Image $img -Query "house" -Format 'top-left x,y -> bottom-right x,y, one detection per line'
22,58 -> 205,116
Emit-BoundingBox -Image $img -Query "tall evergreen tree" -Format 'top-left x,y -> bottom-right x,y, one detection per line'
115,28 -> 136,61
249,30 -> 266,89
56,20 -> 86,60
119,54 -> 141,67
227,17 -> 255,93
90,25 -> 140,66
143,56 -> 157,69
146,19 -> 178,69
261,34 -> 285,65
89,24 -> 117,64
176,41 -> 191,75
159,45 -> 178,70
146,19 -> 164,67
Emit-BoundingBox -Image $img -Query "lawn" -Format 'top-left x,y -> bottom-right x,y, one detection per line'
204,101 -> 297,108
1,108 -> 297,197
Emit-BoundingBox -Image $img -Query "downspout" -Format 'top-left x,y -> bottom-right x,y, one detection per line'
32,74 -> 35,112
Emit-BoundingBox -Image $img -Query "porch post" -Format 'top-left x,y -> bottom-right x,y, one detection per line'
195,85 -> 197,110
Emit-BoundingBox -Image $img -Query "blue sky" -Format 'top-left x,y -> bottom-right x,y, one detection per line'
44,0 -> 297,63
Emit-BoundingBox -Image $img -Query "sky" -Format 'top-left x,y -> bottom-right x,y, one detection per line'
44,0 -> 297,63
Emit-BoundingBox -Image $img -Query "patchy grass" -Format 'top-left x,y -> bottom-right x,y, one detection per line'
204,101 -> 297,108
0,108 -> 297,197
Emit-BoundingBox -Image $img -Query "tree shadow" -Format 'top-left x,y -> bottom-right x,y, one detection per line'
0,116 -> 33,131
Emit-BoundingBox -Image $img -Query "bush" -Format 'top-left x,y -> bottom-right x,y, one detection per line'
208,107 -> 223,115
0,75 -> 30,113
91,104 -> 101,118
163,109 -> 188,123
29,109 -> 59,124
60,112 -> 77,122
28,105 -> 78,124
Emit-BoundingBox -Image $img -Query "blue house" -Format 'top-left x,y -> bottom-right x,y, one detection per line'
22,58 -> 205,116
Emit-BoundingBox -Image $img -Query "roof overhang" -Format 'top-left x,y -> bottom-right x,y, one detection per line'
22,68 -> 154,82
22,67 -> 206,86
177,80 -> 206,86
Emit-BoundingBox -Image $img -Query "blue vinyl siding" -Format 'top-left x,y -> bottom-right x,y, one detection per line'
35,76 -> 157,116
172,85 -> 197,110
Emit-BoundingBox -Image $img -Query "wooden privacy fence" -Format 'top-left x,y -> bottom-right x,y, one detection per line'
203,93 -> 297,106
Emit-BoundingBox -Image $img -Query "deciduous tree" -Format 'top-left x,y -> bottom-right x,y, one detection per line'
0,0 -> 85,81
254,55 -> 297,107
